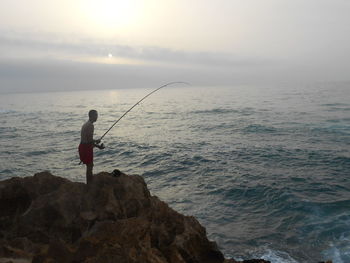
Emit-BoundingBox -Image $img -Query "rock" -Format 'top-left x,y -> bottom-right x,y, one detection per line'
0,171 -> 273,263
0,171 -> 232,263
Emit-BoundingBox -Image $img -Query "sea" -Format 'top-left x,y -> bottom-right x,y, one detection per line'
0,83 -> 349,263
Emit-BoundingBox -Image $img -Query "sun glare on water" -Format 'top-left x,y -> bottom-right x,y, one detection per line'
81,0 -> 144,33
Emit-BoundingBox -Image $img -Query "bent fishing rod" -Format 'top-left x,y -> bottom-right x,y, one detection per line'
99,81 -> 189,141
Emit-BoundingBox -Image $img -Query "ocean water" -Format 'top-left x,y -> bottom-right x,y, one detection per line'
0,84 -> 350,262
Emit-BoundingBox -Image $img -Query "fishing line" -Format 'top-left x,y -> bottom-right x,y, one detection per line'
99,81 -> 189,141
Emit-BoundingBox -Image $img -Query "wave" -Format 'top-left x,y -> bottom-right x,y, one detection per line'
222,146 -> 350,172
0,109 -> 17,114
243,124 -> 279,133
311,126 -> 350,136
24,149 -> 57,156
251,248 -> 299,263
326,118 -> 350,123
322,239 -> 350,263
323,107 -> 350,112
190,107 -> 255,116
224,246 -> 299,263
220,183 -> 350,262
321,103 -> 350,107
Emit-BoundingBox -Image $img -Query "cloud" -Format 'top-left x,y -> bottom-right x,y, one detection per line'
1,31 -> 349,94
2,54 -> 347,94
0,32 -> 272,69
0,58 -> 245,93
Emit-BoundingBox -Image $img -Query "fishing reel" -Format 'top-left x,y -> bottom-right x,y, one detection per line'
96,143 -> 105,150
94,139 -> 105,149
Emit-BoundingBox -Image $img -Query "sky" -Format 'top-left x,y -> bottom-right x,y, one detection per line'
0,0 -> 349,93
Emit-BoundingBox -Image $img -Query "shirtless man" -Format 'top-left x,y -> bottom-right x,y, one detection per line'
78,109 -> 104,184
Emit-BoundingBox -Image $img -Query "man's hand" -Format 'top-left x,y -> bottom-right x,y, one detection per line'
97,143 -> 105,150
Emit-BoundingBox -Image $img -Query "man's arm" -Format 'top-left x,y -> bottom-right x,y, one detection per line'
88,125 -> 104,149
85,125 -> 94,145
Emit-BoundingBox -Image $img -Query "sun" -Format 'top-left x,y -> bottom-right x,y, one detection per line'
81,0 -> 144,33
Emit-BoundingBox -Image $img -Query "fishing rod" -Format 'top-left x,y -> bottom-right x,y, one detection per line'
99,81 -> 189,141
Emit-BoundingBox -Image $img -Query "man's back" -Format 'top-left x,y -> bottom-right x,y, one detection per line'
80,121 -> 94,144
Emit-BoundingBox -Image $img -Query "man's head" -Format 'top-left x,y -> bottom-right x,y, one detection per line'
89,110 -> 98,122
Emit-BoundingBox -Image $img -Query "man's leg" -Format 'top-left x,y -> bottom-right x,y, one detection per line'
86,163 -> 94,184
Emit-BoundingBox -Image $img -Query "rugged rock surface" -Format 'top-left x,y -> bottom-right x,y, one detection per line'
0,171 -> 270,263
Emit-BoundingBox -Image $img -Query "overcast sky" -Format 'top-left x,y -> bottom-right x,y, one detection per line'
0,0 -> 349,93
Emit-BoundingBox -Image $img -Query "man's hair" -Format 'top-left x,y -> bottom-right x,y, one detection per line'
88,109 -> 97,118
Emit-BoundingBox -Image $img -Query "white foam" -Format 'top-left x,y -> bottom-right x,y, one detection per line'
0,109 -> 16,113
322,239 -> 350,263
322,245 -> 344,263
227,248 -> 299,263
257,249 -> 299,263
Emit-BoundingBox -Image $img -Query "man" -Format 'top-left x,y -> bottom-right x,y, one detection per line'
79,109 -> 104,184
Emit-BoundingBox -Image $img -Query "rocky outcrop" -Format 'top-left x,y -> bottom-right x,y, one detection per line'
0,171 -> 269,263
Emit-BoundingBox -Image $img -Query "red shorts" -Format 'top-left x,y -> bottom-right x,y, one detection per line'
78,143 -> 93,164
